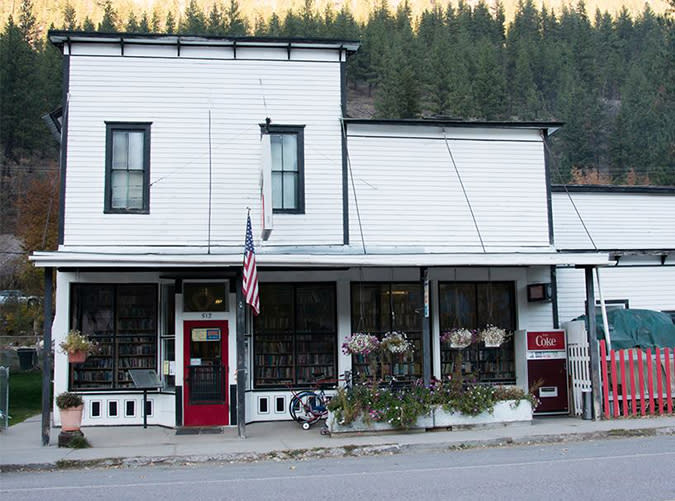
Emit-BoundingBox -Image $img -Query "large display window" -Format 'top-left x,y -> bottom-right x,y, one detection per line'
350,283 -> 423,381
69,284 -> 158,390
439,282 -> 516,383
254,283 -> 337,388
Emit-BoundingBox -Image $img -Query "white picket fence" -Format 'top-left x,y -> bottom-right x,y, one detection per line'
568,343 -> 592,416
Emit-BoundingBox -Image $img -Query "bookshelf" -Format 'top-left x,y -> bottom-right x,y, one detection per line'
253,284 -> 337,389
71,284 -> 157,390
440,340 -> 516,383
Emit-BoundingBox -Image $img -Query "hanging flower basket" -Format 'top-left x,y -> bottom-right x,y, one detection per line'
381,331 -> 413,354
441,328 -> 474,349
479,325 -> 509,348
342,333 -> 380,355
59,329 -> 98,364
68,350 -> 88,364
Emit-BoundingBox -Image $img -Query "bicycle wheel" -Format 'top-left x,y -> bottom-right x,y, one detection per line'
289,391 -> 325,425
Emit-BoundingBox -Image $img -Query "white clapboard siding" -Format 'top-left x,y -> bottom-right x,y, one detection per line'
346,126 -> 550,250
556,266 -> 675,324
552,192 -> 675,250
525,267 -> 555,331
64,56 -> 343,248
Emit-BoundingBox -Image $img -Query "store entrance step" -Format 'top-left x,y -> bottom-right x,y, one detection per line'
175,426 -> 224,435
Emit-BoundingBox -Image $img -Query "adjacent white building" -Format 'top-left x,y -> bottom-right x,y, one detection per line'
32,31 -> 672,429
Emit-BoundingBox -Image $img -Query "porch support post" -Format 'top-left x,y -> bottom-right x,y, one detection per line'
41,267 -> 53,446
421,268 -> 431,386
235,272 -> 246,438
584,266 -> 602,420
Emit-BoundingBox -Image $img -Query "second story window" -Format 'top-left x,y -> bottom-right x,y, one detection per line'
105,122 -> 151,213
265,125 -> 305,213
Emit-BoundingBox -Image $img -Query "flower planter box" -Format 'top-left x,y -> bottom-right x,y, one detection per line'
327,400 -> 532,434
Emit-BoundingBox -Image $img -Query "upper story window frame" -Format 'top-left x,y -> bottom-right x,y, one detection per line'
104,121 -> 151,214
261,124 -> 305,214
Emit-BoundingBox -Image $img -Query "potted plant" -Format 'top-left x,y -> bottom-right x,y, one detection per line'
59,329 -> 96,363
56,392 -> 84,432
441,328 -> 474,349
380,331 -> 414,354
479,324 -> 509,347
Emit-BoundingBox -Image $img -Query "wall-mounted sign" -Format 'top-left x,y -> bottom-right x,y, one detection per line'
260,133 -> 273,240
191,328 -> 221,342
527,283 -> 552,302
527,330 -> 565,351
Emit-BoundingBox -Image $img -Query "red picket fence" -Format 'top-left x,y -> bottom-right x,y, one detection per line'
599,340 -> 674,418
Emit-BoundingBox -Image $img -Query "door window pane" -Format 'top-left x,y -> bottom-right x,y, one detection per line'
183,283 -> 228,312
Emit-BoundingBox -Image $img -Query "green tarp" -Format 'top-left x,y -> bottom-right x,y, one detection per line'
578,309 -> 675,350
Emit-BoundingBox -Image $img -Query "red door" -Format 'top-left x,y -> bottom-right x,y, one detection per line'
183,320 -> 229,426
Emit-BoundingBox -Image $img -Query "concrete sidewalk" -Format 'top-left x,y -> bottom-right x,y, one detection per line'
2,414 -> 675,471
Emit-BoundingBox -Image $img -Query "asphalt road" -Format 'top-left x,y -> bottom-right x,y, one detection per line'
2,435 -> 674,501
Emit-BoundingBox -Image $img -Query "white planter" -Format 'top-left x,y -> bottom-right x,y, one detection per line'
433,400 -> 532,427
327,400 -> 532,434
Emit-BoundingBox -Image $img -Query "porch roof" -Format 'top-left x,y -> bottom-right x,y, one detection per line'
30,250 -> 609,268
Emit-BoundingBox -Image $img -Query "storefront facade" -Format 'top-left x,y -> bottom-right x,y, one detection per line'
33,31 -> 610,429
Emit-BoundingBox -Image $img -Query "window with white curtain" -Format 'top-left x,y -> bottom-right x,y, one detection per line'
105,122 -> 151,213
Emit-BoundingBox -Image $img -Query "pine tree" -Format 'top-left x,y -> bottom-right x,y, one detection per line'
138,12 -> 150,33
126,12 -> 139,33
165,11 -> 176,33
266,13 -> 282,36
151,10 -> 162,32
207,2 -> 225,35
82,16 -> 95,31
472,39 -> 506,120
98,0 -> 119,32
179,0 -> 207,35
253,14 -> 267,36
63,2 -> 78,31
0,14 -> 42,160
225,0 -> 248,36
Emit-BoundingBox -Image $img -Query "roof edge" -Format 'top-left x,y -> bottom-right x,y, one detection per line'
343,118 -> 563,132
552,184 -> 675,194
48,30 -> 360,52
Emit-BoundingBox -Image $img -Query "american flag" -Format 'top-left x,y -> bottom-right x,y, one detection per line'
243,213 -> 260,316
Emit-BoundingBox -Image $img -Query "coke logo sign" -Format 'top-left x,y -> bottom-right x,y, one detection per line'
527,331 -> 565,351
536,335 -> 557,347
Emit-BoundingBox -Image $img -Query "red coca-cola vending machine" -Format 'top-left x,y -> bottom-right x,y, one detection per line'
526,330 -> 569,415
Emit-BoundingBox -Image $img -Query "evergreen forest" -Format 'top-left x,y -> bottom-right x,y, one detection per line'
1,0 -> 674,258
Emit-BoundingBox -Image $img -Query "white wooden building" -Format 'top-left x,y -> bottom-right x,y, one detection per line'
552,186 -> 675,324
32,31 -> 622,429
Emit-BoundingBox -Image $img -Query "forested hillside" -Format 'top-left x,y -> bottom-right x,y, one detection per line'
1,0 -> 674,244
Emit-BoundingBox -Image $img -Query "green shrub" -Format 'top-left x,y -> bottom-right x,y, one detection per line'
55,392 -> 83,409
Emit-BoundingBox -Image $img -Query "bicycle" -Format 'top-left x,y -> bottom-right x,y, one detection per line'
288,371 -> 351,431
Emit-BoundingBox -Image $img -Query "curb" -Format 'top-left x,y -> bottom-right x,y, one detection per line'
2,426 -> 674,473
